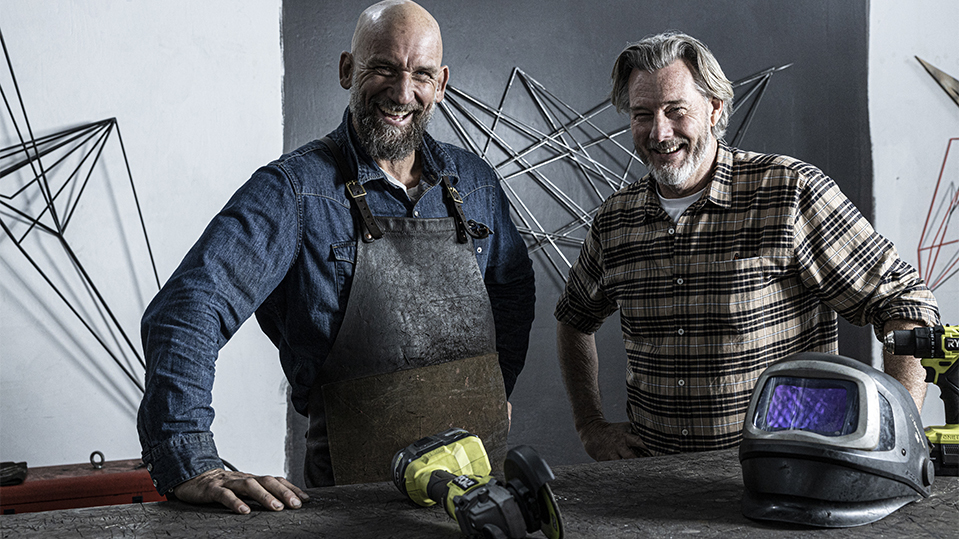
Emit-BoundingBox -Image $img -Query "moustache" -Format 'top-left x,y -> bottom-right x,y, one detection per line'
647,138 -> 690,153
370,97 -> 425,116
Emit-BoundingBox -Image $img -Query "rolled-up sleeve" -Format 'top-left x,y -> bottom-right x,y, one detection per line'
555,201 -> 619,335
792,170 -> 940,340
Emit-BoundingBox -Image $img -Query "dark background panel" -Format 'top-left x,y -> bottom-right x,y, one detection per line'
282,0 -> 873,481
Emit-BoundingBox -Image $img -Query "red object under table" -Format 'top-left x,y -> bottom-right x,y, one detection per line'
0,459 -> 166,514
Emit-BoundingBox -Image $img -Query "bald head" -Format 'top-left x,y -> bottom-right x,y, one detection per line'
340,1 -> 449,167
351,1 -> 443,61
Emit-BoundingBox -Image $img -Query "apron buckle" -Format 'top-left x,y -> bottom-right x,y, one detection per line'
346,180 -> 367,198
445,181 -> 464,205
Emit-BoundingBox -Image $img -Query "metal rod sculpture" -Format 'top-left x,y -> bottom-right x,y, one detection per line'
914,58 -> 959,293
0,28 -> 158,394
917,137 -> 958,292
438,64 -> 792,282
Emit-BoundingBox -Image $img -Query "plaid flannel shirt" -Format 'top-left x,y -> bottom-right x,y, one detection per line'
555,142 -> 939,455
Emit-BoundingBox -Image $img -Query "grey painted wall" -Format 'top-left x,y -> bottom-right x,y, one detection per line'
281,0 -> 873,483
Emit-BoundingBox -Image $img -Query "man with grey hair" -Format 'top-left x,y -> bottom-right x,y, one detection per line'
555,31 -> 939,461
138,0 -> 534,513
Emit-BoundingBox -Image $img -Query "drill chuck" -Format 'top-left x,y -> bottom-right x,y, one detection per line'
883,326 -> 944,358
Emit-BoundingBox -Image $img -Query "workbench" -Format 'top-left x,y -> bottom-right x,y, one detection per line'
2,449 -> 955,538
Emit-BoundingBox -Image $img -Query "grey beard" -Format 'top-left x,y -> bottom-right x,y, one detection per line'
649,131 -> 709,189
350,88 -> 434,162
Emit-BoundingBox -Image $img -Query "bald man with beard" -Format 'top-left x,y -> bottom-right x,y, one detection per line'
137,1 -> 534,513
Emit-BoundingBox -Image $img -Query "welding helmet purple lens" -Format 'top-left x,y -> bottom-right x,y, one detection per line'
740,352 -> 934,528
755,376 -> 859,436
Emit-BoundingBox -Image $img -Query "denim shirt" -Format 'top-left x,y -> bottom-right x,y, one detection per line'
137,109 -> 536,494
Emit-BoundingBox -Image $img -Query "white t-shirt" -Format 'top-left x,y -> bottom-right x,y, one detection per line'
658,186 -> 706,222
382,170 -> 428,203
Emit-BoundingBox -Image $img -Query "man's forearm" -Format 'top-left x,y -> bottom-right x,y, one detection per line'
882,319 -> 929,411
556,320 -> 605,432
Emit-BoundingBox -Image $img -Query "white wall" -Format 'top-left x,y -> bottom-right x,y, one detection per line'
870,0 -> 959,427
0,1 -> 287,476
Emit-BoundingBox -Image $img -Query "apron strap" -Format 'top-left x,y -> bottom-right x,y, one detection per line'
321,136 -> 383,243
440,175 -> 491,243
321,136 -> 491,244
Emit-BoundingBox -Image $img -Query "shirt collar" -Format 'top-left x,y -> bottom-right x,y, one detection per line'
705,140 -> 734,209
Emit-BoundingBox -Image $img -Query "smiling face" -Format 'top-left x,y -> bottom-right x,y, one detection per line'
340,1 -> 449,163
628,60 -> 723,198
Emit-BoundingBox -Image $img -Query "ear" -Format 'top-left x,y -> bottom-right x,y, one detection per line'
708,97 -> 723,127
339,52 -> 354,90
433,65 -> 450,103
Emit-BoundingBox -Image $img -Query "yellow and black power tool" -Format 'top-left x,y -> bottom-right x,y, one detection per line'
391,428 -> 563,539
884,324 -> 959,476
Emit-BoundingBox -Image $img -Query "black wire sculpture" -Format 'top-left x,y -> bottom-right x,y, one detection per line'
0,28 -> 159,394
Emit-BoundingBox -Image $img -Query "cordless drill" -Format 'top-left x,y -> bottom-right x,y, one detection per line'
391,428 -> 564,539
884,324 -> 959,476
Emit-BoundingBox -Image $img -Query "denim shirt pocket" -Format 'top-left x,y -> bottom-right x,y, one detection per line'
470,234 -> 491,272
331,241 -> 356,304
459,183 -> 495,274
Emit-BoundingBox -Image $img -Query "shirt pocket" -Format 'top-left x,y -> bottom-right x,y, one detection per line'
698,253 -> 789,340
470,234 -> 490,270
331,241 -> 356,304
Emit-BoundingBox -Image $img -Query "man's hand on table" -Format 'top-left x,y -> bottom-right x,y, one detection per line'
579,420 -> 648,461
172,468 -> 310,514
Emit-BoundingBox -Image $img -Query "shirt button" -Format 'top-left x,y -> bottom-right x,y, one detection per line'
681,429 -> 689,436
476,247 -> 483,254
146,463 -> 153,472
676,277 -> 684,285
152,479 -> 158,487
677,328 -> 685,336
678,379 -> 685,387
413,210 -> 420,217
668,227 -> 676,235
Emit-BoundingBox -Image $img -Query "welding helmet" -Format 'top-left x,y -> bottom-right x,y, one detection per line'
739,352 -> 934,527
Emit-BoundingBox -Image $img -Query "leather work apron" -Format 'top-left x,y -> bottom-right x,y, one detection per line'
304,139 -> 509,487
